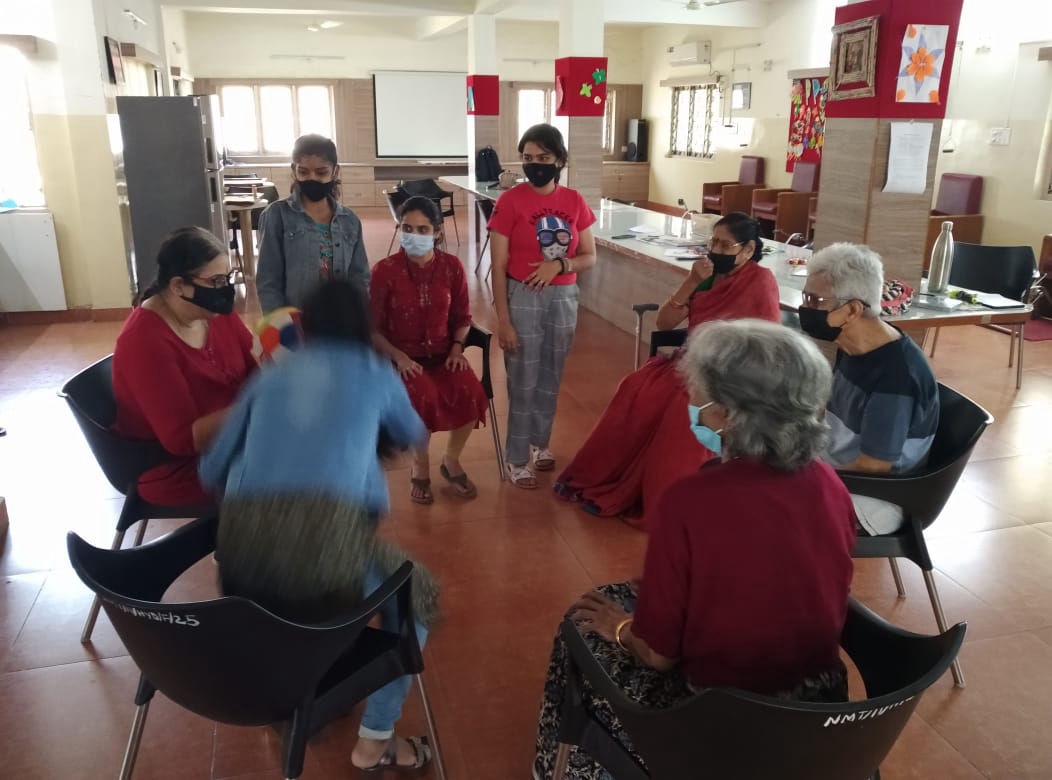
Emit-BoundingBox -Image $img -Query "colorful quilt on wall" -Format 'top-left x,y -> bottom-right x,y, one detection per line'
786,76 -> 828,172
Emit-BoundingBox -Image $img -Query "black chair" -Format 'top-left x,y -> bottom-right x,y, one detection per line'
400,179 -> 460,245
630,304 -> 801,370
66,515 -> 447,780
928,243 -> 1038,387
59,355 -> 214,644
384,187 -> 412,255
552,598 -> 966,780
465,324 -> 506,481
476,199 -> 495,277
841,383 -> 992,688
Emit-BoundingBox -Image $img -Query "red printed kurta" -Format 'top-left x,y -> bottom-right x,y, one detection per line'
370,248 -> 488,432
554,260 -> 782,532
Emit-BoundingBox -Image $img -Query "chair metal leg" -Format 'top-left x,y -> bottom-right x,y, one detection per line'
81,527 -> 127,643
1008,325 -> 1016,367
415,674 -> 447,780
388,226 -> 398,255
1016,323 -> 1024,389
118,700 -> 151,780
552,743 -> 571,780
476,235 -> 490,276
132,518 -> 149,547
450,212 -> 460,245
929,327 -> 941,358
888,558 -> 906,598
489,399 -> 506,481
922,569 -> 965,687
633,310 -> 645,371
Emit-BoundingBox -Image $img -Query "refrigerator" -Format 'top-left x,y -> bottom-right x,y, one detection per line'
115,95 -> 225,296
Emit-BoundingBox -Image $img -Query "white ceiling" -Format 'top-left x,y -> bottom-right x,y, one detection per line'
168,0 -> 772,29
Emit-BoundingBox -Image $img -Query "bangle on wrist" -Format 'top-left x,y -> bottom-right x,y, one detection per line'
614,617 -> 634,651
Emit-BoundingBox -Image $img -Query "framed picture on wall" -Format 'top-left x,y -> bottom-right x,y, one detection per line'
829,15 -> 879,100
104,36 -> 125,85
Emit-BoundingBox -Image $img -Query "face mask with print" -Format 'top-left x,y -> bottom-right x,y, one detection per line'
687,402 -> 723,455
523,163 -> 558,188
400,231 -> 435,257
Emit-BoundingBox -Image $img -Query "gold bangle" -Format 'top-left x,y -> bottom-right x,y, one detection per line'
614,617 -> 634,651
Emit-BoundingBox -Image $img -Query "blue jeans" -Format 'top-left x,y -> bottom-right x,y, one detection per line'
358,564 -> 429,740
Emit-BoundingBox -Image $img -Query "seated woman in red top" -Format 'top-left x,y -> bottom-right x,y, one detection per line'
555,212 -> 780,532
113,227 -> 256,506
534,319 -> 857,780
371,196 -> 488,504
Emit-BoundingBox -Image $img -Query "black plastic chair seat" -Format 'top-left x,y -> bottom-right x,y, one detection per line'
554,599 -> 966,780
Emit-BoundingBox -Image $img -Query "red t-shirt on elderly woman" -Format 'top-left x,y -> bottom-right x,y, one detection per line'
631,457 -> 857,694
112,307 -> 256,506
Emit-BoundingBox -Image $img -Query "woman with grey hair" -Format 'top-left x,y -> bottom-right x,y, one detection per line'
533,319 -> 858,780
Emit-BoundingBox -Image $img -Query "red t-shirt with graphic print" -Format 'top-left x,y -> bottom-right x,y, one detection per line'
486,182 -> 596,286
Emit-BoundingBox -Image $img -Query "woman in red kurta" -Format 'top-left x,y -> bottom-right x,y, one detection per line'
555,213 -> 781,532
113,227 -> 256,506
371,196 -> 488,504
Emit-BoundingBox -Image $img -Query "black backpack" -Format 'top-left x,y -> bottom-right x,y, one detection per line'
475,146 -> 502,183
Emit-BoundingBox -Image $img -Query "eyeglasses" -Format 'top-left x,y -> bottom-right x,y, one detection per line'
191,271 -> 239,289
709,239 -> 742,253
800,292 -> 871,309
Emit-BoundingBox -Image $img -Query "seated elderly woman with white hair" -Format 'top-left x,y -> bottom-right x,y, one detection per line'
532,319 -> 858,780
798,242 -> 940,536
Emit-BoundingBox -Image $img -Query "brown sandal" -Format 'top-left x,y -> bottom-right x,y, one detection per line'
410,478 -> 433,505
440,464 -> 478,499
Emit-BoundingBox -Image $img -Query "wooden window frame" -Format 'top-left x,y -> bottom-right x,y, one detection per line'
668,84 -> 718,159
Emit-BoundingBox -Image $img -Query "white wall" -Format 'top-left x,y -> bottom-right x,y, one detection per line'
934,0 -> 1052,252
183,13 -> 644,83
161,8 -> 192,79
641,0 -> 839,207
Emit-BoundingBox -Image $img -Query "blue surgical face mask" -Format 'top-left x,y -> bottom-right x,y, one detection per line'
400,231 -> 435,257
687,402 -> 723,455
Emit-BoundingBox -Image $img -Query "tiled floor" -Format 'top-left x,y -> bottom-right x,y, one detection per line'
1,207 -> 1051,778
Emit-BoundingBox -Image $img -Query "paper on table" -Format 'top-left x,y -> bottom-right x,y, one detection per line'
883,121 -> 934,194
629,225 -> 661,235
976,292 -> 1023,309
664,248 -> 703,258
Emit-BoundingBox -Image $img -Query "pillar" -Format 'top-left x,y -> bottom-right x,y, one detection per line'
466,14 -> 500,179
557,0 -> 605,208
814,0 -> 964,289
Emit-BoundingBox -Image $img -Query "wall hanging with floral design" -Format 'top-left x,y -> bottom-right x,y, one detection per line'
786,76 -> 827,172
896,24 -> 950,103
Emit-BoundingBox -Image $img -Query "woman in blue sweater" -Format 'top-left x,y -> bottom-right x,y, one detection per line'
200,280 -> 438,773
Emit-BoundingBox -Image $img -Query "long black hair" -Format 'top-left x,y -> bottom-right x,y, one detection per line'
138,226 -> 227,305
291,134 -> 341,200
299,279 -> 371,346
715,211 -> 764,262
518,123 -> 568,183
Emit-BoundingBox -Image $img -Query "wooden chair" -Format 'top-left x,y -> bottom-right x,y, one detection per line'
701,156 -> 765,216
924,174 -> 984,268
751,161 -> 819,241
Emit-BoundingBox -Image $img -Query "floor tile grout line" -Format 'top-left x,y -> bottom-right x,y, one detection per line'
4,571 -> 47,664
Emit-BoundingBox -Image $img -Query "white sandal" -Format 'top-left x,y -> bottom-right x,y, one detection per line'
531,446 -> 556,472
507,463 -> 538,489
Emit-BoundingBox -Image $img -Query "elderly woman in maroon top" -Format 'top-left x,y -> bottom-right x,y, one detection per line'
533,319 -> 858,780
371,195 -> 488,504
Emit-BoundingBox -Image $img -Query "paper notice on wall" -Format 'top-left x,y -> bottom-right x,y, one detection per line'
883,121 -> 933,194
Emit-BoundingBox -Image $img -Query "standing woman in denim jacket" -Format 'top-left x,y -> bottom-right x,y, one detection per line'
256,134 -> 370,313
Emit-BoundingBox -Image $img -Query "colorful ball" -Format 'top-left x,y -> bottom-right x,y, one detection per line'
256,307 -> 303,363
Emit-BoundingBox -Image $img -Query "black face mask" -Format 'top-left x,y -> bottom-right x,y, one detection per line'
708,252 -> 739,275
523,163 -> 559,188
798,306 -> 843,342
182,282 -> 236,315
298,179 -> 335,202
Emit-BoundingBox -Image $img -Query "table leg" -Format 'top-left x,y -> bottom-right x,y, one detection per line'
1016,322 -> 1024,389
239,211 -> 255,278
466,194 -> 478,274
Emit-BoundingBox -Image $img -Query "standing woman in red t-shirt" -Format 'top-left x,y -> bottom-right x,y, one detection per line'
112,227 -> 256,506
488,124 -> 597,489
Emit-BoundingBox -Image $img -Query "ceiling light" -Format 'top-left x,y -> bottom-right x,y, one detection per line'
319,20 -> 343,29
306,24 -> 320,32
123,9 -> 148,27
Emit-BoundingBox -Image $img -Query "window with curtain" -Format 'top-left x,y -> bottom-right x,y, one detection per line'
669,84 -> 720,159
218,83 -> 334,156
0,46 -> 44,207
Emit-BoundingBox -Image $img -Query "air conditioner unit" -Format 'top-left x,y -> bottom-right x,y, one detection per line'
667,41 -> 711,67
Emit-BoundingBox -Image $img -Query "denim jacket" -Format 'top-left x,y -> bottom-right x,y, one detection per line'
256,193 -> 370,313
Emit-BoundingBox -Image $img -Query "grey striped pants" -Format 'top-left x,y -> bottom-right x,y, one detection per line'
504,279 -> 579,466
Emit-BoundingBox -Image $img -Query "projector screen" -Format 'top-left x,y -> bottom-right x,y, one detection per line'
373,71 -> 468,159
